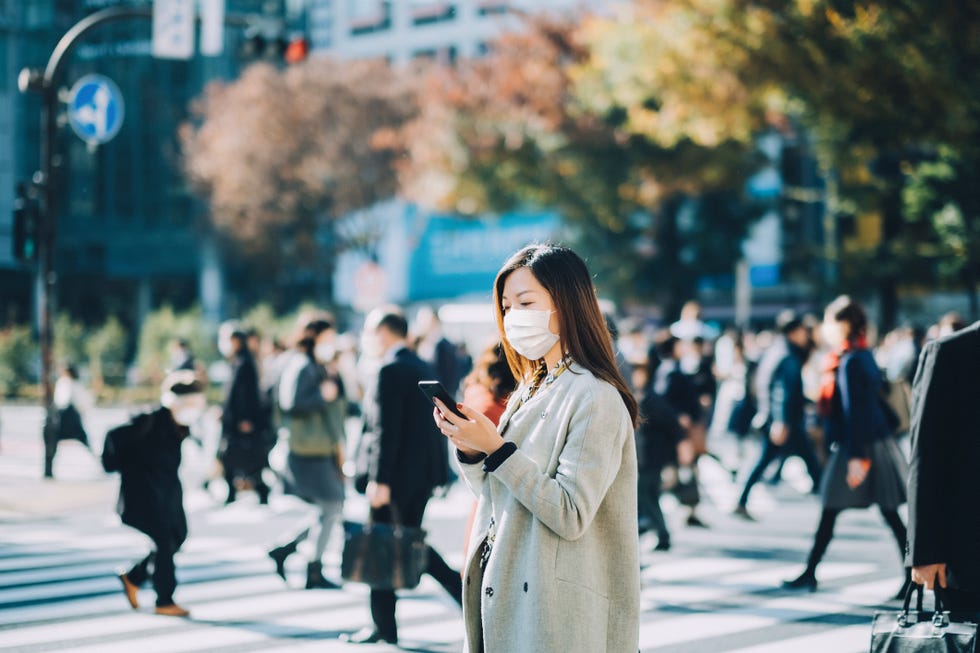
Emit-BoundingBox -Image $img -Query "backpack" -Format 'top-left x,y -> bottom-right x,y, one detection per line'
101,411 -> 153,472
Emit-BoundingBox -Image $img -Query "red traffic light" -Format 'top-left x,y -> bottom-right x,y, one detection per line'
284,37 -> 309,64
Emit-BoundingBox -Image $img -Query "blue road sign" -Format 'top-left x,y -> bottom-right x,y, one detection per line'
67,74 -> 125,145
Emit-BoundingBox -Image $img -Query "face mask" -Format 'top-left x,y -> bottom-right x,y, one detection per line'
172,407 -> 203,426
504,309 -> 560,360
315,343 -> 336,363
218,339 -> 234,359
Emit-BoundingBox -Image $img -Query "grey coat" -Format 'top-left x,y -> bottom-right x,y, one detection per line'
458,363 -> 640,653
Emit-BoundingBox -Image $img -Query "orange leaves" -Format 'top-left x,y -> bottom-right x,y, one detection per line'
180,57 -> 417,253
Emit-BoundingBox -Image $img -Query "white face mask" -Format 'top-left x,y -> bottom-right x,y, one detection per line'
167,394 -> 206,426
172,407 -> 203,426
504,309 -> 560,361
218,339 -> 234,359
315,343 -> 335,363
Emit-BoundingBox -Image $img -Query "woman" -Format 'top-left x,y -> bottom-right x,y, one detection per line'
461,343 -> 516,426
783,295 -> 909,595
432,244 -> 640,653
268,318 -> 346,590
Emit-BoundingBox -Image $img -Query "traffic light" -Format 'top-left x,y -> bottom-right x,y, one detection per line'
239,16 -> 308,64
12,182 -> 38,263
284,36 -> 309,65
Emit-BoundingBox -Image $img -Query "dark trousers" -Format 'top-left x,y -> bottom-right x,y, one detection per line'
638,466 -> 669,541
944,587 -> 980,613
125,534 -> 179,606
369,494 -> 462,639
738,430 -> 822,507
224,467 -> 270,503
804,506 -> 906,575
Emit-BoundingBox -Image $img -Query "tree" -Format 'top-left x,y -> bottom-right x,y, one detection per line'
398,15 -> 765,312
718,0 -> 980,325
180,57 -> 417,302
903,147 -> 980,318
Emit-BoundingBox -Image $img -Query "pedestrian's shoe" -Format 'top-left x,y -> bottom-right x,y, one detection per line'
782,571 -> 818,592
732,505 -> 756,522
305,561 -> 342,590
340,627 -> 398,645
268,543 -> 297,582
686,514 -> 709,528
154,603 -> 190,617
654,537 -> 671,552
117,572 -> 139,610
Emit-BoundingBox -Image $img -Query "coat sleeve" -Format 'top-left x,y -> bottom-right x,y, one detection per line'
375,364 -> 405,486
491,385 -> 632,541
906,340 -> 953,567
838,353 -> 876,458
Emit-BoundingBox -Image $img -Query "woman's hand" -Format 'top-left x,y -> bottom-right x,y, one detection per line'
432,398 -> 504,456
846,457 -> 871,489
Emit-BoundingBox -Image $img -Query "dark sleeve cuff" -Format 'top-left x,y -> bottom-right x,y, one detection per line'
483,441 -> 517,472
456,449 -> 487,465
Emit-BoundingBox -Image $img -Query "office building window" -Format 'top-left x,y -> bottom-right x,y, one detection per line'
411,1 -> 455,26
348,0 -> 390,35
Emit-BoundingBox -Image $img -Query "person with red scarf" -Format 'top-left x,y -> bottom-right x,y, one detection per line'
783,296 -> 910,597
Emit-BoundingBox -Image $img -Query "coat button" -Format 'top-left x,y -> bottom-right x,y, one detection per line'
485,587 -> 494,597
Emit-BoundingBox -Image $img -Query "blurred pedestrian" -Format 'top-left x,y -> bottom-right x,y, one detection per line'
103,371 -> 205,617
267,318 -> 346,590
414,306 -> 463,398
783,296 -> 909,596
638,349 -> 686,551
52,364 -> 93,451
432,244 -> 640,653
341,311 -> 461,646
169,338 -> 195,373
734,312 -> 821,520
218,323 -> 271,505
653,334 -> 708,527
907,320 -> 980,612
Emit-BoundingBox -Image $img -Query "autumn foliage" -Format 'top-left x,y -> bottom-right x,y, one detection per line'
180,57 -> 416,259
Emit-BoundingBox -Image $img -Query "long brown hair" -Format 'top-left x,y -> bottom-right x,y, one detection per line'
493,244 -> 639,427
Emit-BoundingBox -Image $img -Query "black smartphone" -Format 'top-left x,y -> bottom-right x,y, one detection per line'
418,380 -> 466,419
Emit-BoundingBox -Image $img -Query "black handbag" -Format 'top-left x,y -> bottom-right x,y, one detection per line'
341,508 -> 427,590
870,583 -> 979,652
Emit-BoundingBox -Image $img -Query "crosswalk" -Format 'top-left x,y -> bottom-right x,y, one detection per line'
0,406 -> 911,652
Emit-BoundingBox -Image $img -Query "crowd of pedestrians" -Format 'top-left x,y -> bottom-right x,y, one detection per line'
54,241 -> 977,647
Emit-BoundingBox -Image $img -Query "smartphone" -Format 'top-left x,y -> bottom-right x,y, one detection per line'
418,380 -> 466,419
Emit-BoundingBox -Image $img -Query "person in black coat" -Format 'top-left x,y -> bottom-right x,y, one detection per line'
734,314 -> 822,520
907,320 -> 980,612
219,326 -> 270,504
652,334 -> 707,527
102,371 -> 204,617
343,310 -> 461,645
